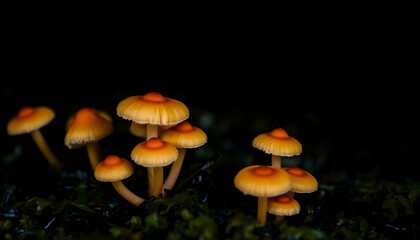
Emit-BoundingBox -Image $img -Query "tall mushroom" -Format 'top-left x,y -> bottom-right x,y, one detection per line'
95,155 -> 145,206
117,92 -> 189,194
252,128 -> 302,168
131,137 -> 178,197
65,108 -> 114,170
160,121 -> 207,196
7,106 -> 61,169
234,165 -> 292,225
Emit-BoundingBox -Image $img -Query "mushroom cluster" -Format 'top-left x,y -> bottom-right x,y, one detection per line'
6,92 -> 207,207
234,128 -> 318,225
115,92 -> 207,200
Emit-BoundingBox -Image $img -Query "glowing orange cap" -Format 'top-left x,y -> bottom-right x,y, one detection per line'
116,92 -> 189,126
268,194 -> 300,216
94,155 -> 134,182
65,108 -> 114,148
161,121 -> 207,148
284,167 -> 318,193
234,165 -> 292,197
131,137 -> 178,167
252,128 -> 302,156
7,106 -> 55,135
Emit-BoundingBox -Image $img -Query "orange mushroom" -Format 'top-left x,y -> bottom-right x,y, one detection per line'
117,92 -> 189,195
117,92 -> 189,139
234,165 -> 292,225
65,108 -> 114,170
95,155 -> 145,206
131,137 -> 178,197
283,167 -> 318,198
268,194 -> 300,221
252,128 -> 302,168
7,106 -> 61,169
160,121 -> 207,196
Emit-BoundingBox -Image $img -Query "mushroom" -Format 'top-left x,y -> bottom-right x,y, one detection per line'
117,92 -> 189,194
160,121 -> 207,196
95,155 -> 145,206
283,167 -> 318,198
65,108 -> 114,170
252,128 -> 302,168
129,122 -> 147,138
268,194 -> 300,221
131,137 -> 178,197
234,165 -> 292,225
7,106 -> 61,169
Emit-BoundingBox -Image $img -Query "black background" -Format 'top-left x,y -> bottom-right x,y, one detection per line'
1,19 -> 418,195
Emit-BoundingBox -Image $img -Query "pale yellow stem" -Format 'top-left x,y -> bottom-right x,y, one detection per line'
151,167 -> 163,198
112,181 -> 145,206
146,124 -> 158,139
257,197 -> 268,225
147,167 -> 154,197
275,215 -> 285,221
271,155 -> 282,168
162,148 -> 186,196
86,141 -> 101,170
30,130 -> 61,168
146,124 -> 158,196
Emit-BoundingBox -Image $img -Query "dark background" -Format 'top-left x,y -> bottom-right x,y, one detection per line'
1,19 -> 418,197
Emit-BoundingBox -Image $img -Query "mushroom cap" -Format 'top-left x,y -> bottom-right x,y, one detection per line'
252,128 -> 302,156
66,110 -> 112,130
268,195 -> 300,216
94,155 -> 134,182
64,108 -> 114,148
160,121 -> 207,148
283,167 -> 318,193
129,122 -> 147,138
7,106 -> 55,135
116,92 -> 189,126
234,165 -> 292,197
131,137 -> 178,167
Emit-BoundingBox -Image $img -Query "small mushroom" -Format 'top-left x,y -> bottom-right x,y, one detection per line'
131,137 -> 178,197
65,108 -> 114,170
234,165 -> 292,225
252,128 -> 302,168
283,167 -> 318,198
117,92 -> 189,194
7,106 -> 61,169
268,194 -> 300,221
95,155 -> 144,206
160,121 -> 207,196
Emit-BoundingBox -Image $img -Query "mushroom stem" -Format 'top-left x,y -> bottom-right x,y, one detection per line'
30,129 -> 61,168
257,197 -> 268,225
146,124 -> 158,196
162,148 -> 186,196
146,124 -> 159,139
86,142 -> 101,170
151,167 -> 164,198
275,215 -> 285,222
286,191 -> 295,199
112,181 -> 145,206
271,155 -> 282,168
